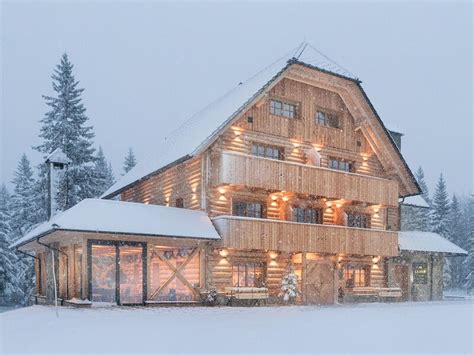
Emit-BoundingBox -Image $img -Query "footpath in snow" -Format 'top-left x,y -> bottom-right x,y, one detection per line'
1,300 -> 472,354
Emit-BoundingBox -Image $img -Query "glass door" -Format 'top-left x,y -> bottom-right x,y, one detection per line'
91,244 -> 117,303
119,245 -> 144,304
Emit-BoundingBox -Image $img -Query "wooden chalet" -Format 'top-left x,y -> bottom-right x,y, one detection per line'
12,47 -> 467,306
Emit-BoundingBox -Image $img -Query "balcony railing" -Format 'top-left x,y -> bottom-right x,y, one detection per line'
215,151 -> 399,206
212,215 -> 398,257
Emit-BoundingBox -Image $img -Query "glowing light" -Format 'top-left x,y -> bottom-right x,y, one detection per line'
271,195 -> 278,201
218,188 -> 226,194
326,201 -> 333,207
282,196 -> 289,202
269,260 -> 278,267
269,251 -> 279,260
326,207 -> 333,213
271,201 -> 278,207
219,249 -> 228,258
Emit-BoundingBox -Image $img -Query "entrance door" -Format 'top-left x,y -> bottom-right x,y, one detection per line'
305,261 -> 335,305
119,245 -> 144,304
394,265 -> 409,301
89,241 -> 145,305
90,244 -> 117,303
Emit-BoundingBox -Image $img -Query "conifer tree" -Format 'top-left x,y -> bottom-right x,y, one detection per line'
430,174 -> 450,238
447,194 -> 466,288
415,167 -> 431,206
94,147 -> 115,196
0,184 -> 20,304
122,147 -> 137,174
34,53 -> 96,209
463,196 -> 474,294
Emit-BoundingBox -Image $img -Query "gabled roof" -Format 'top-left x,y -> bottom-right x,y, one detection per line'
10,199 -> 220,249
399,231 -> 467,256
45,148 -> 71,164
102,45 -> 419,199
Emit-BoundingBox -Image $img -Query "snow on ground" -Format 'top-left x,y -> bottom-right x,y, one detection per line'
1,301 -> 472,354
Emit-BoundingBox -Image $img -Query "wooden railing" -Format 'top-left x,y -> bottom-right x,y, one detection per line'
216,151 -> 399,206
213,216 -> 399,257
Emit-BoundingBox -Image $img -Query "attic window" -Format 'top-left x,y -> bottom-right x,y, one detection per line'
270,99 -> 297,119
315,111 -> 339,128
328,158 -> 353,172
53,162 -> 65,169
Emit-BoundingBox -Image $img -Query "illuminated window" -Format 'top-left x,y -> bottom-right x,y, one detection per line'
251,143 -> 283,160
233,200 -> 265,218
413,262 -> 428,284
232,262 -> 266,287
293,207 -> 322,224
270,99 -> 297,118
329,158 -> 353,172
347,212 -> 370,228
315,111 -> 339,128
343,265 -> 369,288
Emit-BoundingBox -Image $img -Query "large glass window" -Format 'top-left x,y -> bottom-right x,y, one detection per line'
251,143 -> 283,160
315,111 -> 339,128
232,262 -> 266,287
73,245 -> 82,299
148,247 -> 200,302
343,265 -> 369,288
119,245 -> 143,304
347,212 -> 370,228
233,200 -> 265,218
293,207 -> 322,224
270,99 -> 297,118
91,244 -> 116,303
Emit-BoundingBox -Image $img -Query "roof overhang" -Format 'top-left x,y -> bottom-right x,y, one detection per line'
399,231 -> 468,256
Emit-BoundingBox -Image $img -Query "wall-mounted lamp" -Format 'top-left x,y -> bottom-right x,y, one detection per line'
219,249 -> 229,258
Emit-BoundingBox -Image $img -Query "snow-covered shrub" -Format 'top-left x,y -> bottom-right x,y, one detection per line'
204,286 -> 218,306
279,264 -> 298,304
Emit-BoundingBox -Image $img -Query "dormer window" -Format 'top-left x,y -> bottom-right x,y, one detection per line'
270,99 -> 297,118
315,111 -> 339,128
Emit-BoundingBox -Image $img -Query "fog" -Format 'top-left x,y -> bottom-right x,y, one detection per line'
1,1 -> 472,195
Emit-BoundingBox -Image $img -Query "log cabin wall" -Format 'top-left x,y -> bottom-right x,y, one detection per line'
121,157 -> 202,210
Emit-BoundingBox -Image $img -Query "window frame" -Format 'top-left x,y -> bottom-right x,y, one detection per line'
292,206 -> 323,224
328,157 -> 354,172
251,142 -> 284,161
343,264 -> 370,288
232,200 -> 266,219
232,261 -> 266,288
315,109 -> 340,129
269,99 -> 298,119
346,212 -> 371,229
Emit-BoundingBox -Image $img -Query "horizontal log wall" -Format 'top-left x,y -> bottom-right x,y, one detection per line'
121,157 -> 202,210
215,151 -> 398,207
213,216 -> 398,257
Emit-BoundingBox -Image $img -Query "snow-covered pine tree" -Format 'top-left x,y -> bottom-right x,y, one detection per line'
93,147 -> 115,197
431,174 -> 450,237
279,264 -> 298,303
0,184 -> 21,305
447,194 -> 466,288
430,174 -> 451,288
463,195 -> 474,294
34,53 -> 96,209
416,166 -> 431,207
122,147 -> 137,175
10,155 -> 40,305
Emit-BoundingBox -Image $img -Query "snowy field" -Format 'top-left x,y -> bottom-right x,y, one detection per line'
1,301 -> 472,354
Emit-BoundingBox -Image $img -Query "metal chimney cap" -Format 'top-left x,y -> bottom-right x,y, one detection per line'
45,148 -> 72,164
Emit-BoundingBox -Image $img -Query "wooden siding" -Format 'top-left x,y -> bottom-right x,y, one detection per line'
121,157 -> 202,210
213,216 -> 398,257
215,151 -> 399,207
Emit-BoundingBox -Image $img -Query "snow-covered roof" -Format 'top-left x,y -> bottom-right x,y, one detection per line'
102,45 -> 361,199
45,148 -> 71,164
10,199 -> 220,249
401,194 -> 430,208
399,231 -> 467,255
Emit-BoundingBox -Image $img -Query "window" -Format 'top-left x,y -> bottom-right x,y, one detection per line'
315,111 -> 339,128
413,262 -> 428,284
270,99 -> 297,118
232,262 -> 266,287
175,198 -> 184,208
251,143 -> 283,160
343,265 -> 369,288
328,158 -> 353,172
233,201 -> 265,218
293,207 -> 322,224
347,212 -> 370,228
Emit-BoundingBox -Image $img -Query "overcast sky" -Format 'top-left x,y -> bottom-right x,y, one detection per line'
1,1 -> 472,197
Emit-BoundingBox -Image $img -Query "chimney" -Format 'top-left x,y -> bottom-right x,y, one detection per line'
45,148 -> 71,219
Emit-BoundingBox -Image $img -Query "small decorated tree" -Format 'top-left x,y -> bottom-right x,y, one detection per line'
279,264 -> 298,304
205,286 -> 218,306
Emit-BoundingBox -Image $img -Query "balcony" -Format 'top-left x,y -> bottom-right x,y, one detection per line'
215,151 -> 399,207
212,215 -> 398,257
